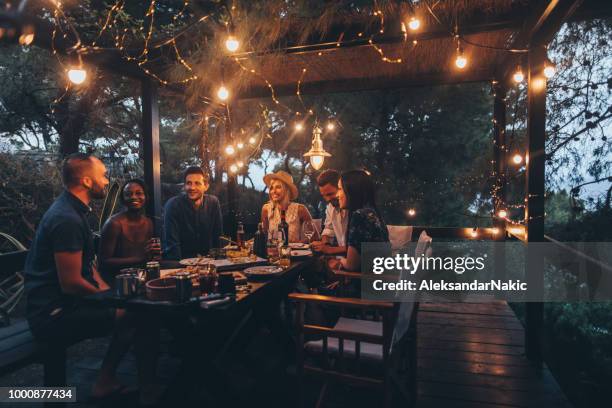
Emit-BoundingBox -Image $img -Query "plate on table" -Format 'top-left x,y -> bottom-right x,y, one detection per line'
243,265 -> 284,279
291,249 -> 313,258
289,243 -> 310,250
179,257 -> 214,266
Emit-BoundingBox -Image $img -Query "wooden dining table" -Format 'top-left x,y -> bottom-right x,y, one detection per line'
83,258 -> 314,315
82,258 -> 316,405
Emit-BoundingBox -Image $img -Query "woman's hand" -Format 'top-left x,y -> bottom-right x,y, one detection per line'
145,239 -> 162,261
327,258 -> 343,271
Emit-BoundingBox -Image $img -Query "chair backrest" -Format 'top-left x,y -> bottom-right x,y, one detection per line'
415,230 -> 432,259
98,181 -> 121,231
390,230 -> 431,354
387,225 -> 413,250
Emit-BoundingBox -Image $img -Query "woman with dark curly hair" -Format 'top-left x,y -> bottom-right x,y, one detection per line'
99,179 -> 160,279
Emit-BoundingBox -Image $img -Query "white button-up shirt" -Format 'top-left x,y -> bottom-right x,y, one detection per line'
321,203 -> 348,247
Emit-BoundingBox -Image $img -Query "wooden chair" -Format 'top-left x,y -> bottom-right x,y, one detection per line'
289,288 -> 418,408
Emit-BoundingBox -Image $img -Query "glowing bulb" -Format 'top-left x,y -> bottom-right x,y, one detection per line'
295,122 -> 304,131
229,164 -> 238,173
512,154 -> 523,165
543,64 -> 555,79
407,208 -> 416,217
237,142 -> 244,149
19,33 -> 35,46
248,136 -> 256,144
408,17 -> 420,31
217,86 -> 229,100
497,209 -> 508,218
455,54 -> 467,69
67,68 -> 87,85
309,155 -> 325,170
532,77 -> 545,91
225,36 -> 239,52
326,122 -> 335,131
225,145 -> 235,155
237,161 -> 244,168
470,228 -> 478,238
513,69 -> 524,83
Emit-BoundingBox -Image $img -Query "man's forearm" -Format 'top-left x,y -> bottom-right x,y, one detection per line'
63,278 -> 101,296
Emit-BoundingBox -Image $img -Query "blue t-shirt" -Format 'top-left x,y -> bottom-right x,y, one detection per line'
162,193 -> 224,260
25,191 -> 97,325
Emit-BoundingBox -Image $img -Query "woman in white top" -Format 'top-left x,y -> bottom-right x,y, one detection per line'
261,170 -> 318,243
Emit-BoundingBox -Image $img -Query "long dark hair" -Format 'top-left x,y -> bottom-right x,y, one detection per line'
340,170 -> 382,246
340,170 -> 379,213
119,178 -> 148,207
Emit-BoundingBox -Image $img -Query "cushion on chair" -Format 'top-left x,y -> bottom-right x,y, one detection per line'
387,225 -> 413,250
304,317 -> 383,361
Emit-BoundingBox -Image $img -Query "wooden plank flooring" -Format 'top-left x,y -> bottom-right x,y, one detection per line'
417,301 -> 572,408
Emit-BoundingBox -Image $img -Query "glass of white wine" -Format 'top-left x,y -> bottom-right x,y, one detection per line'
303,221 -> 315,243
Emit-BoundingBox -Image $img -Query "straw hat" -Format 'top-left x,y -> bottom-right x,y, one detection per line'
263,170 -> 298,200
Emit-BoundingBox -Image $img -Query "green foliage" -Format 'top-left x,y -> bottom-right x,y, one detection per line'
0,153 -> 62,248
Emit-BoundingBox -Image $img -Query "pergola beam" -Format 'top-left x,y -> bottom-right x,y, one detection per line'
498,0 -> 585,85
141,78 -> 162,236
524,44 -> 548,364
238,70 -> 495,100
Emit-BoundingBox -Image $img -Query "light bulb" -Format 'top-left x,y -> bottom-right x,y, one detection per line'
512,154 -> 523,164
326,122 -> 335,131
237,142 -> 244,149
217,86 -> 229,101
310,155 -> 324,170
225,145 -> 235,155
229,164 -> 238,173
455,54 -> 467,69
543,64 -> 555,79
225,36 -> 239,52
68,68 -> 87,85
531,77 -> 545,91
248,136 -> 256,144
407,208 -> 416,217
408,17 -> 420,31
497,209 -> 508,218
513,69 -> 524,83
470,228 -> 478,238
19,27 -> 35,46
237,161 -> 244,168
295,122 -> 304,131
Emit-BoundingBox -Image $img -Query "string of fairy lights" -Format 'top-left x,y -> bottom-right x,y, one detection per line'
37,1 -> 564,235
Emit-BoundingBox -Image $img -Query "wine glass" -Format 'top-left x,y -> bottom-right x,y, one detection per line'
303,221 -> 315,243
272,228 -> 285,249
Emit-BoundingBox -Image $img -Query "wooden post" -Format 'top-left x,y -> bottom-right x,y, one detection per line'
493,83 -> 507,283
141,78 -> 162,237
223,111 -> 237,238
525,44 -> 547,363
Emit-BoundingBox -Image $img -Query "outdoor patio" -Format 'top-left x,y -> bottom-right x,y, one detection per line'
1,1 -> 611,407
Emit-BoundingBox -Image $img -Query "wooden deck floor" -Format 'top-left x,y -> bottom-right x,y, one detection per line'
1,301 -> 573,407
416,301 -> 572,408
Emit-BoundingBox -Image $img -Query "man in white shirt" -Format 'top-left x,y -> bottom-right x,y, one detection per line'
311,169 -> 348,255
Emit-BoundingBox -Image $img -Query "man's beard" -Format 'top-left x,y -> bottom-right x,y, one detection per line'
90,184 -> 107,199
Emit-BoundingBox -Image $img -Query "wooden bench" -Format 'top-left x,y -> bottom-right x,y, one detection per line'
0,250 -> 68,389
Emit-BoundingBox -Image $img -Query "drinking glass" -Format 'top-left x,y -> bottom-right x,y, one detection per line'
303,221 -> 315,243
279,245 -> 291,268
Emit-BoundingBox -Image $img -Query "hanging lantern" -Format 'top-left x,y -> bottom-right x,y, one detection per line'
304,126 -> 331,170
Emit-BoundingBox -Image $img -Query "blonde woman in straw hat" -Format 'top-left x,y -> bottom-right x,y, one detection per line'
261,170 -> 318,243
